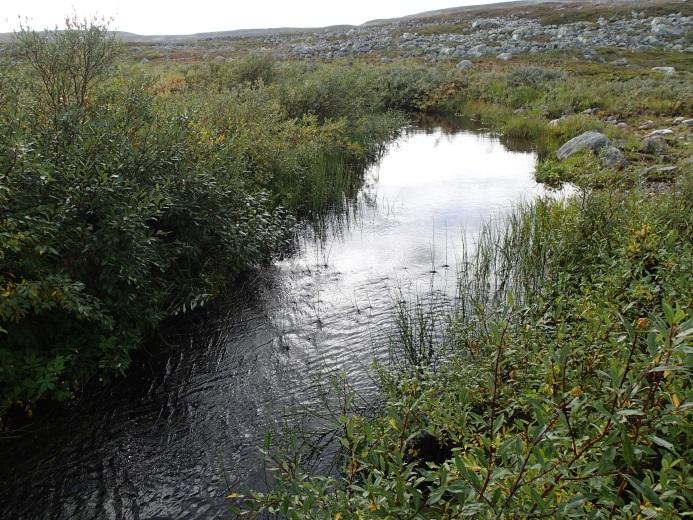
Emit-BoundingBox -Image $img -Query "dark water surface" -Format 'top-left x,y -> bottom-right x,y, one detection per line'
0,124 -> 560,519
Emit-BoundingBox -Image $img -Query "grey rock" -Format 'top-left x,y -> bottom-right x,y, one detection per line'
642,165 -> 678,179
651,66 -> 676,74
556,131 -> 610,160
610,58 -> 629,66
496,52 -> 513,61
642,136 -> 669,154
456,59 -> 474,70
651,17 -> 684,37
472,19 -> 500,30
647,129 -> 673,137
467,44 -> 488,58
600,146 -> 628,169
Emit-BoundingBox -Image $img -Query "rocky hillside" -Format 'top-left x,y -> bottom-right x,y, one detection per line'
2,0 -> 691,64
149,1 -> 688,64
281,9 -> 690,61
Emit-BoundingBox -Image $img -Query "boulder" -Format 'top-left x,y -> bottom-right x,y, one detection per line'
472,19 -> 500,30
651,66 -> 676,75
642,165 -> 678,181
556,131 -> 610,160
467,44 -> 488,58
647,128 -> 673,137
600,146 -> 628,169
496,52 -> 513,61
641,136 -> 669,154
456,59 -> 474,70
651,17 -> 684,37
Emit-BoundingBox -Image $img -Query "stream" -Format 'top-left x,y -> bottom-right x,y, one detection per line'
0,122 -> 563,519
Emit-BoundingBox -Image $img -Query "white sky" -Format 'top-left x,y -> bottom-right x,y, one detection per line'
1,0 -> 507,35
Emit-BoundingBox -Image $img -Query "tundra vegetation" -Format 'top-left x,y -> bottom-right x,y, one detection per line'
0,4 -> 691,518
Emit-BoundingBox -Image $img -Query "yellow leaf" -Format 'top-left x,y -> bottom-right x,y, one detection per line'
672,394 -> 680,408
335,514 -> 342,520
388,417 -> 398,430
569,386 -> 583,397
226,492 -> 243,500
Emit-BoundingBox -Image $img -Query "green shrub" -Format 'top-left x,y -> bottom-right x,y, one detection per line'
14,16 -> 122,128
0,104 -> 292,409
506,66 -> 564,88
232,53 -> 278,86
278,64 -> 375,121
376,64 -> 450,111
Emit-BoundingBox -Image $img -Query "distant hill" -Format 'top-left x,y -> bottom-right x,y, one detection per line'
361,0 -> 581,25
0,25 -> 355,44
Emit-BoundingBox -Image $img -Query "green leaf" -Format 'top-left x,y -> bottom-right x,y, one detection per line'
647,435 -> 676,454
617,409 -> 644,416
622,433 -> 635,467
624,474 -> 661,506
559,495 -> 588,512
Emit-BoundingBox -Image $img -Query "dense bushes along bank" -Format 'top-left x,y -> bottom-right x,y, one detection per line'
0,21 -> 455,421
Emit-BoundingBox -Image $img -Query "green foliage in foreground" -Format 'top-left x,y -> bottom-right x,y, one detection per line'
1,23 -> 459,419
241,179 -> 693,518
